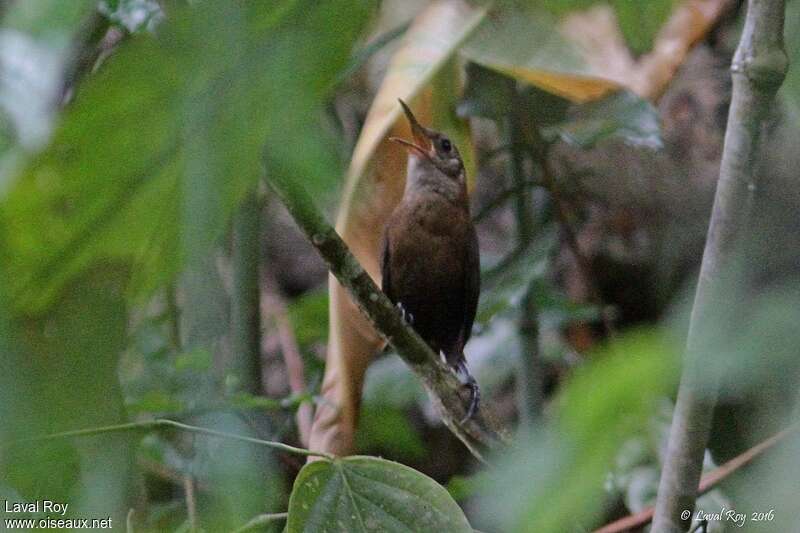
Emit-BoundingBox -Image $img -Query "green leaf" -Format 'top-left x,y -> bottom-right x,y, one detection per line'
1,0 -> 373,312
458,62 -> 569,126
541,90 -> 663,149
610,0 -> 676,55
287,456 -> 472,533
288,290 -> 330,348
461,5 -> 618,102
524,0 -> 677,55
355,405 -> 426,461
126,389 -> 184,414
477,329 -> 679,532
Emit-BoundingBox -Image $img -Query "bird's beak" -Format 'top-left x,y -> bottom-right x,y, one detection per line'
390,99 -> 433,158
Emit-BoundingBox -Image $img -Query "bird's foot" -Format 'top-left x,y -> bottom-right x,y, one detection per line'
454,360 -> 480,424
396,302 -> 414,326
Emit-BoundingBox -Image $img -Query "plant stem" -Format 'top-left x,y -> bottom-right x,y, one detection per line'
506,97 -> 535,248
651,1 -> 788,531
263,170 -> 508,459
517,282 -> 543,427
231,190 -> 264,394
505,100 -> 543,426
262,272 -> 314,446
232,512 -> 289,533
16,418 -> 335,460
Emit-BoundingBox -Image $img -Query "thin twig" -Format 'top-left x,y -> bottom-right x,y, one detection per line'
262,272 -> 313,446
183,476 -> 199,532
595,423 -> 799,533
13,418 -> 335,460
166,282 -> 181,351
232,512 -> 289,533
126,508 -> 135,533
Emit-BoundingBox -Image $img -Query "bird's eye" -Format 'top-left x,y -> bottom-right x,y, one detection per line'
440,138 -> 452,152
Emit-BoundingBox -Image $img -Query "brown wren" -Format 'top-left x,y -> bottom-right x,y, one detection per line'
382,99 -> 481,420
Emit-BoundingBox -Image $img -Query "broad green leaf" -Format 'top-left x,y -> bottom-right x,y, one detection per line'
3,268 -> 134,521
287,456 -> 471,533
541,90 -> 663,149
461,5 -> 620,102
1,0 -> 372,312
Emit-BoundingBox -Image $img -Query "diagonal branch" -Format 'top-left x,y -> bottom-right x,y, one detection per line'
263,169 -> 508,460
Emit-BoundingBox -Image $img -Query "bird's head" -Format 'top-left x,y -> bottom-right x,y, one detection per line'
390,99 -> 464,181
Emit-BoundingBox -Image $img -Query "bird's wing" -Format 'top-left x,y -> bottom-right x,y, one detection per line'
380,230 -> 392,300
461,225 -> 480,345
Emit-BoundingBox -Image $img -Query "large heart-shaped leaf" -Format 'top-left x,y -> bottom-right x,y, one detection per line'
288,456 -> 472,532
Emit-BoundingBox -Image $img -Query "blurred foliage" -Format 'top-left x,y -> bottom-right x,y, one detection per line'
541,90 -> 663,149
477,330 -> 679,532
98,0 -> 163,33
1,0 -> 373,312
288,289 -> 330,349
537,0 -> 678,54
781,0 -> 800,116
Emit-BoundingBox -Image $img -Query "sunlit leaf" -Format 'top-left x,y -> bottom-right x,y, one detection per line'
461,5 -> 620,102
287,456 -> 471,532
458,62 -> 569,126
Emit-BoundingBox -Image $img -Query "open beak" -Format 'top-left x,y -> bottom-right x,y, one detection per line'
390,99 -> 433,157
